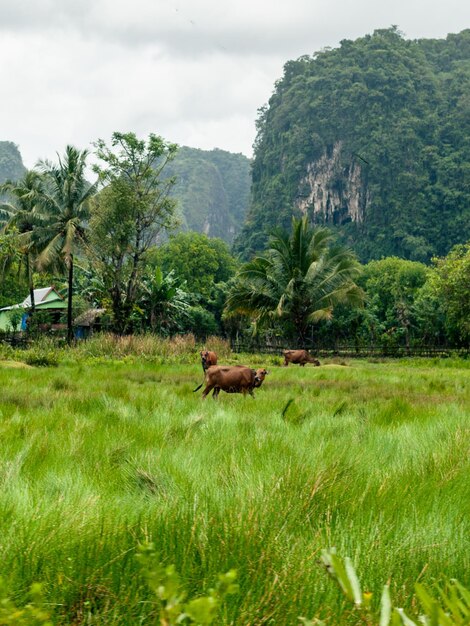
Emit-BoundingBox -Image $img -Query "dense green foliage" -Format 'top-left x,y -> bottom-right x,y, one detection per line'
226,217 -> 363,344
35,147 -> 97,342
0,231 -> 29,307
163,147 -> 251,242
0,348 -> 468,624
1,116 -> 469,346
343,257 -> 430,349
90,132 -> 178,333
150,232 -> 238,335
236,28 -> 470,262
133,267 -> 192,335
152,231 -> 237,299
307,247 -> 470,349
427,242 -> 470,344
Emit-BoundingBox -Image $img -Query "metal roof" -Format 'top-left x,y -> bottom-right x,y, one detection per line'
0,287 -> 64,311
22,287 -> 63,307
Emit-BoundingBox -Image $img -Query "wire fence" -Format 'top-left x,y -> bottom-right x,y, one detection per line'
1,333 -> 469,359
230,340 -> 470,359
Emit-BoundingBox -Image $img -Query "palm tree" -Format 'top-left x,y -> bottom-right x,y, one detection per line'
138,267 -> 191,334
0,170 -> 44,314
35,146 -> 98,344
225,216 -> 364,346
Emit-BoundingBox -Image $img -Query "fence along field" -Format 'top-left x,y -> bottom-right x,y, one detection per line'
0,337 -> 469,624
230,339 -> 470,359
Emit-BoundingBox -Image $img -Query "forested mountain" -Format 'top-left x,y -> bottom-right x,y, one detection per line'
166,147 -> 251,242
235,28 -> 470,262
0,142 -> 250,242
0,141 -> 26,184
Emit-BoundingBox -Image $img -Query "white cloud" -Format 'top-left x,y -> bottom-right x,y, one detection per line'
0,0 -> 468,168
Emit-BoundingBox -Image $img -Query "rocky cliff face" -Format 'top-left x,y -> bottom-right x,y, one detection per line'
0,141 -> 26,184
297,142 -> 369,225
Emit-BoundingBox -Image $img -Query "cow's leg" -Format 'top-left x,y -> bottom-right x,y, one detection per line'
212,387 -> 220,400
249,389 -> 255,398
202,383 -> 215,400
283,358 -> 289,367
300,362 -> 306,367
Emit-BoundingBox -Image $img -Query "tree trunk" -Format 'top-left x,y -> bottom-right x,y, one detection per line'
111,286 -> 126,335
26,253 -> 35,335
67,255 -> 74,345
293,313 -> 308,349
27,253 -> 36,313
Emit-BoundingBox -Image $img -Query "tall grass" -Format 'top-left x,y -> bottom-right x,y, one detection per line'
0,333 -> 232,366
0,356 -> 469,624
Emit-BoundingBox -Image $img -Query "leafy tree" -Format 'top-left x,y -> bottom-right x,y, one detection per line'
0,170 -> 44,313
183,305 -> 218,338
151,232 -> 237,300
427,242 -> 470,344
0,230 -> 54,311
226,216 -> 364,345
134,267 -> 191,335
90,132 -> 178,333
35,146 -> 97,344
149,232 -> 237,334
360,257 -> 429,348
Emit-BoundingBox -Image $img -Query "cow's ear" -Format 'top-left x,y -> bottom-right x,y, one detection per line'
265,370 -> 269,375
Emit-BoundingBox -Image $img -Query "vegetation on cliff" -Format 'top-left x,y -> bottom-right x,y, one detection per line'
166,146 -> 251,242
235,28 -> 470,262
0,141 -> 26,184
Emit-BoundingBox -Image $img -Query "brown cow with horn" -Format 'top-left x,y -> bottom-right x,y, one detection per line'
200,349 -> 218,372
283,349 -> 320,367
201,365 -> 268,400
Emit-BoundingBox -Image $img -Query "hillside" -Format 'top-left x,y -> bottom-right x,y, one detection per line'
0,142 -> 250,243
0,141 -> 26,184
235,28 -> 470,262
166,146 -> 251,242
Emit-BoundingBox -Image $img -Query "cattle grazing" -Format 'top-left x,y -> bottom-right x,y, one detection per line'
283,349 -> 320,367
201,365 -> 268,400
200,349 -> 218,372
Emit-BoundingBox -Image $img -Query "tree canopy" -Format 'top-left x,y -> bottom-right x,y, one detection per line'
152,232 -> 237,300
226,216 -> 364,345
90,132 -> 178,333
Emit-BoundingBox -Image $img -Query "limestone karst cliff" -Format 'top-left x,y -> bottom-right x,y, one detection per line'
235,28 -> 470,262
296,141 -> 369,225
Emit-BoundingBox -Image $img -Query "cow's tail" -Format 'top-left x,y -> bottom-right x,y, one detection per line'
193,382 -> 204,392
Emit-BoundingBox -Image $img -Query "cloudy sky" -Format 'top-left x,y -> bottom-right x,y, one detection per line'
1,0 -> 469,168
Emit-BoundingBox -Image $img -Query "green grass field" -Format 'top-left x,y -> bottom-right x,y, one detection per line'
0,350 -> 469,624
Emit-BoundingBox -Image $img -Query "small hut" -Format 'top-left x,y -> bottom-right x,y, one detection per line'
73,308 -> 106,339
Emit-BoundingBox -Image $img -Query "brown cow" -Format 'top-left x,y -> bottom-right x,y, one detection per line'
201,365 -> 268,400
200,349 -> 218,372
283,349 -> 320,367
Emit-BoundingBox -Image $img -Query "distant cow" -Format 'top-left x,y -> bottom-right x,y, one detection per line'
200,349 -> 218,372
201,365 -> 268,400
283,349 -> 320,367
